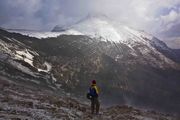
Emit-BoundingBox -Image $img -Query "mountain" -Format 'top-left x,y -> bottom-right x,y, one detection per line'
53,15 -> 180,69
0,15 -> 180,117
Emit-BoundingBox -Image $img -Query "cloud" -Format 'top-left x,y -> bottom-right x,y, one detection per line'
162,10 -> 178,24
0,0 -> 180,48
0,0 -> 42,29
159,9 -> 180,32
164,37 -> 180,49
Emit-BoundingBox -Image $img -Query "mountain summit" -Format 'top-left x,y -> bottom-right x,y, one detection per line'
52,14 -> 152,42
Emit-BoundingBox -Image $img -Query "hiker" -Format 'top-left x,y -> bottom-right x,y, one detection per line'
87,80 -> 100,115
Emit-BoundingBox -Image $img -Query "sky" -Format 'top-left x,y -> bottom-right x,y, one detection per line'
0,0 -> 180,48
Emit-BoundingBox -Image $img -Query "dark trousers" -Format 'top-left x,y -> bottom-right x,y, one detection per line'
91,97 -> 100,114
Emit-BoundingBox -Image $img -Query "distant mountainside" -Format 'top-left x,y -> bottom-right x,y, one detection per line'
1,15 -> 180,115
53,15 -> 180,64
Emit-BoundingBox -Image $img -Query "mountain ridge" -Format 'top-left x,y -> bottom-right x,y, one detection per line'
52,16 -> 180,70
0,20 -> 180,117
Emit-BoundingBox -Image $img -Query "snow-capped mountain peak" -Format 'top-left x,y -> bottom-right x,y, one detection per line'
53,15 -> 121,41
53,15 -> 153,44
7,14 -> 154,44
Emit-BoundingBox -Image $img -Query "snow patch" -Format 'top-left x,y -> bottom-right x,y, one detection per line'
37,62 -> 52,73
8,30 -> 83,39
15,49 -> 34,66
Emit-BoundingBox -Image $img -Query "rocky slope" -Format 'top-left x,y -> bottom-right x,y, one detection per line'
0,29 -> 58,91
0,77 -> 177,120
1,13 -> 180,117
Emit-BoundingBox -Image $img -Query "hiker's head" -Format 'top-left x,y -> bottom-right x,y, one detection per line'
92,80 -> 96,84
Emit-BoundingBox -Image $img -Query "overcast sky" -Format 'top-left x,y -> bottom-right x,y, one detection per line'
0,0 -> 180,48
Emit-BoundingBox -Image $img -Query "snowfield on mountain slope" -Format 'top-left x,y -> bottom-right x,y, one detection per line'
53,15 -> 153,43
8,29 -> 84,39
8,16 -> 153,43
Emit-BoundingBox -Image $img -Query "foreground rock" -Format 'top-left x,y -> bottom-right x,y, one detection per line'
0,77 -> 177,120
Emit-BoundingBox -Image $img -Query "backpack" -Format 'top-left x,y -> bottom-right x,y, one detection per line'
86,86 -> 96,100
89,86 -> 98,97
86,86 -> 98,100
86,93 -> 92,100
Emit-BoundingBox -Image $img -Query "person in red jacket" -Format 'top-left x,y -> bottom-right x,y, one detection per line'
88,80 -> 100,115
